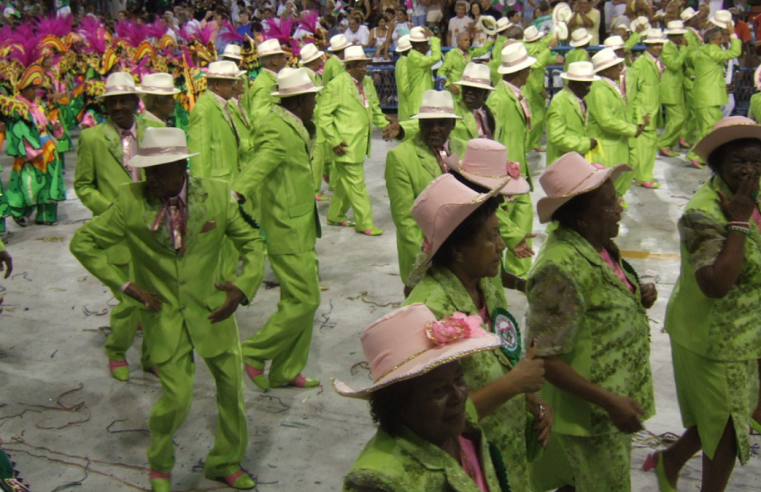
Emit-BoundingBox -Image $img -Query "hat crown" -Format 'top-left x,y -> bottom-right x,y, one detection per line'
396,34 -> 412,51
645,28 -> 666,41
666,20 -> 685,29
681,7 -> 696,20
275,67 -> 316,92
501,42 -> 529,64
571,28 -> 589,41
410,26 -> 430,42
329,34 -> 350,50
604,35 -> 624,48
461,62 -> 491,83
714,9 -> 732,22
524,25 -> 540,40
411,174 -> 484,243
565,61 -> 596,78
140,72 -> 174,89
344,45 -> 367,60
495,17 -> 511,30
419,89 -> 455,112
223,44 -> 241,56
591,47 -> 622,71
140,127 -> 189,154
206,60 -> 243,78
300,43 -> 320,60
259,38 -> 284,55
104,72 -> 137,91
458,139 -> 510,177
539,152 -> 604,198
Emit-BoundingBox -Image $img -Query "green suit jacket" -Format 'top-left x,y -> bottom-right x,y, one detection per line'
563,47 -> 589,71
318,72 -> 389,164
385,133 -> 466,284
229,97 -> 254,166
452,99 -> 500,142
438,42 -> 493,89
232,105 -> 321,255
74,117 -> 163,264
488,35 -> 508,86
683,28 -> 702,92
241,68 -> 278,121
487,80 -> 532,188
660,41 -> 686,105
749,93 -> 761,122
691,38 -> 741,109
395,56 -> 411,121
69,176 -> 266,364
188,91 -> 241,182
406,37 -> 442,116
627,52 -> 662,129
586,78 -> 637,168
321,55 -> 344,88
546,86 -> 591,165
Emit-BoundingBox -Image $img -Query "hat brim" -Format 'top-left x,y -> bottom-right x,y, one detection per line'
129,152 -> 199,168
569,35 -> 593,47
497,55 -> 536,74
524,34 -> 544,42
96,90 -> 139,101
411,112 -> 462,120
270,85 -> 323,97
344,56 -> 371,62
299,52 -> 324,64
709,18 -> 731,29
593,58 -> 625,73
537,164 -> 632,223
332,333 -> 501,399
681,12 -> 698,21
138,88 -> 182,96
560,73 -> 601,81
665,28 -> 687,35
328,42 -> 351,51
644,38 -> 667,44
693,123 -> 761,161
395,45 -> 412,53
260,49 -> 286,56
223,54 -> 243,60
453,80 -> 494,91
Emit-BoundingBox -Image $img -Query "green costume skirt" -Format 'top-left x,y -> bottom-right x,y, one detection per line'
671,341 -> 759,464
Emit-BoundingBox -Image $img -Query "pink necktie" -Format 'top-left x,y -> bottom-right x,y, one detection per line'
121,130 -> 141,182
434,148 -> 449,173
474,108 -> 492,139
152,196 -> 187,255
356,80 -> 369,108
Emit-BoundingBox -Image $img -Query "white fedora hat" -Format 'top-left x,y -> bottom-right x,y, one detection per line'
410,26 -> 430,43
129,127 -> 198,169
328,33 -> 351,51
205,60 -> 246,79
553,2 -> 572,24
299,43 -> 324,64
138,73 -> 181,96
343,45 -> 370,62
258,38 -> 286,57
494,17 -> 512,33
603,35 -> 625,50
631,15 -> 651,32
270,67 -> 323,97
396,34 -> 412,52
524,25 -> 544,42
222,44 -> 243,60
555,22 -> 569,40
665,20 -> 687,35
569,28 -> 593,47
453,62 -> 494,91
591,48 -> 625,73
680,7 -> 698,21
643,28 -> 667,44
411,90 -> 462,120
498,43 -> 536,74
96,72 -> 138,101
561,61 -> 600,82
710,10 -> 733,29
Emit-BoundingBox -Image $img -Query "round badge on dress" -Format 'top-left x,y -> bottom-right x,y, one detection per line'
492,307 -> 522,366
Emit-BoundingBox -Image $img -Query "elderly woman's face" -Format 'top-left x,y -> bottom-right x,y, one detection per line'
457,212 -> 505,279
398,361 -> 468,445
717,141 -> 761,194
580,179 -> 622,241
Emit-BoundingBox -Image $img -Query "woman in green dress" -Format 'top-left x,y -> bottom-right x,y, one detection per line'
645,116 -> 761,492
526,152 -> 657,492
405,159 -> 552,492
334,303 -> 511,492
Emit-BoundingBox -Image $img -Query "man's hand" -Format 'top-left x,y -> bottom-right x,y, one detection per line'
333,142 -> 348,155
512,233 -> 537,258
604,394 -> 646,433
728,21 -> 736,37
208,282 -> 245,323
125,283 -> 162,311
641,282 -> 657,309
449,84 -> 461,96
540,89 -> 549,100
0,250 -> 12,279
382,116 -> 402,141
555,55 -> 565,65
590,138 -> 598,150
643,114 -> 651,126
423,26 -> 434,38
636,22 -> 648,33
635,124 -> 644,138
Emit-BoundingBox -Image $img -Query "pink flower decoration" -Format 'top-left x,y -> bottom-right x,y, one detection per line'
591,162 -> 606,170
426,311 -> 488,346
506,161 -> 521,179
422,236 -> 433,255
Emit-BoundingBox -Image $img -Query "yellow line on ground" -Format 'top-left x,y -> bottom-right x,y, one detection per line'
620,250 -> 681,261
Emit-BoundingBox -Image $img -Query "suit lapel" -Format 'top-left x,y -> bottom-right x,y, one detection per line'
184,177 -> 209,250
415,138 -> 443,180
141,186 -> 175,253
104,121 -> 127,169
564,88 -> 584,122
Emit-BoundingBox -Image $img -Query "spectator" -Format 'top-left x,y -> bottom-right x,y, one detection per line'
606,0 -> 627,35
237,10 -> 252,38
470,1 -> 488,46
506,9 -> 520,24
390,7 -> 414,50
730,7 -> 753,64
185,6 -> 202,33
410,0 -> 427,26
345,14 -> 370,46
370,16 -> 392,60
533,0 -> 552,34
423,0 -> 444,30
480,0 -> 503,19
568,0 -> 601,45
447,1 -> 471,46
324,14 -> 342,39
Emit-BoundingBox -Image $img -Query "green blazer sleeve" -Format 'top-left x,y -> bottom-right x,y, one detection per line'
706,37 -> 741,63
469,38 -> 493,58
498,204 -> 527,250
232,120 -> 283,201
395,57 -> 411,121
188,94 -> 240,181
586,82 -> 637,138
224,192 -> 266,304
625,32 -> 641,51
74,127 -> 112,216
69,195 -> 129,292
408,36 -> 442,70
750,93 -> 761,122
188,97 -> 213,178
317,76 -> 342,149
438,49 -> 458,87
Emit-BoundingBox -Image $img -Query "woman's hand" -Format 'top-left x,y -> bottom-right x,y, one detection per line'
512,233 -> 537,258
603,394 -> 646,433
640,282 -> 657,309
526,393 -> 553,448
718,172 -> 759,223
510,341 -> 545,394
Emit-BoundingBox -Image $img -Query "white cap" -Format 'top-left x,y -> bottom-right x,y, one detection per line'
453,62 -> 494,91
206,60 -> 246,79
328,34 -> 351,51
643,28 -> 667,44
591,48 -> 625,73
259,38 -> 286,56
222,44 -> 243,60
709,10 -> 733,29
97,72 -> 138,101
665,20 -> 687,35
410,26 -> 430,43
396,34 -> 412,52
343,45 -> 370,62
569,28 -> 593,47
604,35 -> 625,50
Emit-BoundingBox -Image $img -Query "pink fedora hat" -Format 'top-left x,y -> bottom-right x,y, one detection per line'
332,303 -> 500,399
693,116 -> 761,162
536,152 -> 632,223
444,139 -> 530,196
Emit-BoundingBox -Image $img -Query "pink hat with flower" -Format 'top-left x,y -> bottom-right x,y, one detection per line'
444,139 -> 530,196
332,303 -> 500,399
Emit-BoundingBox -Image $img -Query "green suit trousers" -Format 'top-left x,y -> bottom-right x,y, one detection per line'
312,141 -> 333,195
502,193 -> 534,277
657,103 -> 687,150
681,87 -> 697,145
105,261 -> 150,368
241,250 -> 320,387
630,129 -> 657,183
686,106 -> 723,164
326,161 -> 376,231
148,325 -> 247,478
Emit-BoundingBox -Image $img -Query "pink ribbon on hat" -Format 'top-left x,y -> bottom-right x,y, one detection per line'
502,54 -> 529,67
426,312 -> 488,346
104,85 -> 136,93
461,75 -> 490,85
419,106 -> 455,114
422,236 -> 433,255
140,85 -> 176,93
138,146 -> 189,156
278,82 -> 316,94
506,161 -> 521,179
206,72 -> 237,78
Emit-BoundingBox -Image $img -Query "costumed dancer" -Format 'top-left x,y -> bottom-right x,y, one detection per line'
748,66 -> 761,123
297,43 -> 329,200
241,39 -> 287,121
657,21 -> 689,158
486,43 -> 536,277
487,17 -> 514,86
438,31 -> 493,103
74,16 -> 119,128
679,6 -> 702,149
70,127 -> 265,492
563,28 -> 592,70
138,73 -> 177,126
406,26 -> 442,118
233,68 -> 323,390
320,46 -> 400,237
394,35 -> 412,121
523,25 -> 563,153
74,72 -> 164,380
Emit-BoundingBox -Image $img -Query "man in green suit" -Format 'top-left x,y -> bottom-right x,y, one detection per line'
657,21 -> 689,158
587,48 -> 646,205
487,43 -> 536,276
546,61 -> 598,166
240,39 -> 286,121
319,46 -> 400,236
406,26 -> 441,118
322,34 -> 350,87
564,28 -> 592,70
70,127 -> 265,492
451,63 -> 499,142
680,7 -> 703,148
385,90 -> 464,292
229,76 -> 253,166
438,32 -> 493,101
627,28 -> 666,188
298,44 -> 328,199
138,73 -> 177,127
523,26 -> 563,153
74,72 -> 164,381
394,35 -> 412,121
685,24 -> 741,168
232,68 -> 323,390
487,17 -> 514,86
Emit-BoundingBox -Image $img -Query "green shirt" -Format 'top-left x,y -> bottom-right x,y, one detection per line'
665,175 -> 761,361
526,225 -> 655,436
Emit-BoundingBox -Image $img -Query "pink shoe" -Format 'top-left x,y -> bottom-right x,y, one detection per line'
679,139 -> 693,148
109,359 -> 130,381
288,374 -> 321,388
690,159 -> 705,169
213,469 -> 256,489
245,363 -> 269,390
